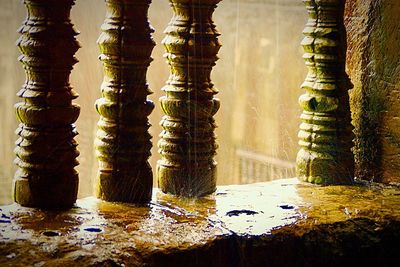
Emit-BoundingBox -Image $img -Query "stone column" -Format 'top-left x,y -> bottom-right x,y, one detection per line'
95,0 -> 155,203
296,0 -> 354,184
13,0 -> 80,208
157,0 -> 221,197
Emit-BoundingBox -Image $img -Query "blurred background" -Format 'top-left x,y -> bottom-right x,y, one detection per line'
0,0 -> 307,205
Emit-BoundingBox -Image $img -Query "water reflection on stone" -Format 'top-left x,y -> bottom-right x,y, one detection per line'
1,178 -> 400,265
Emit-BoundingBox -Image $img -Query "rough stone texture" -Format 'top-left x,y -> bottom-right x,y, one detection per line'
1,178 -> 400,266
94,0 -> 155,203
296,0 -> 354,185
345,0 -> 400,183
13,0 -> 80,209
157,0 -> 221,197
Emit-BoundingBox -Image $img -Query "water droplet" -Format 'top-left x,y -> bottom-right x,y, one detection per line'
84,227 -> 102,233
42,231 -> 60,237
226,209 -> 258,217
278,204 -> 295,210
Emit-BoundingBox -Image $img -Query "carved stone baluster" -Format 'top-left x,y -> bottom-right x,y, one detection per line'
157,0 -> 221,197
95,0 -> 155,203
297,0 -> 354,184
13,0 -> 80,208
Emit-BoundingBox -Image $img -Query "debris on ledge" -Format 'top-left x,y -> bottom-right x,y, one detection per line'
1,178 -> 400,266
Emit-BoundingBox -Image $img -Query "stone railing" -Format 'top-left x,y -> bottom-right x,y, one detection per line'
12,0 -> 353,209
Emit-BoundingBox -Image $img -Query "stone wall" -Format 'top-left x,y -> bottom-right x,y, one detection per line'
345,0 -> 400,183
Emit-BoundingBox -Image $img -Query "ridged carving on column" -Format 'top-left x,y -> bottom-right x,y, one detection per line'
157,0 -> 222,197
296,0 -> 354,184
13,0 -> 80,208
95,0 -> 155,203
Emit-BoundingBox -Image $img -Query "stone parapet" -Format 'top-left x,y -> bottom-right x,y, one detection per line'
1,178 -> 399,266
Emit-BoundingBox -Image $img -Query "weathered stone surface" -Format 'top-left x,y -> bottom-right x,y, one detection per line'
345,0 -> 400,183
297,0 -> 354,185
157,0 -> 222,197
1,178 -> 400,266
94,0 -> 155,203
13,0 -> 80,209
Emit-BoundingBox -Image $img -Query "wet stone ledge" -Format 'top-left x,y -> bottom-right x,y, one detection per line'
1,178 -> 400,266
